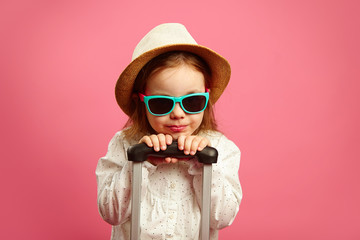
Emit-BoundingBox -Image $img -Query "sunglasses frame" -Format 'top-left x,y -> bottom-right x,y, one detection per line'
139,91 -> 209,116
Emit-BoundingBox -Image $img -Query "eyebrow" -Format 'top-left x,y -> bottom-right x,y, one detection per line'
144,88 -> 208,96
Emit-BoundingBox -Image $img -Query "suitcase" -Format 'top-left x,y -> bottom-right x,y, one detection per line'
127,142 -> 218,240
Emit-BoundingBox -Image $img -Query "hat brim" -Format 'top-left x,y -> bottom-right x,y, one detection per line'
115,44 -> 231,116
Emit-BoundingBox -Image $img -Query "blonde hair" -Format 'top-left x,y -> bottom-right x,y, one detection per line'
123,51 -> 218,141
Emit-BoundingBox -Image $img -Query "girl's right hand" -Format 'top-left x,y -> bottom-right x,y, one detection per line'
139,134 -> 178,165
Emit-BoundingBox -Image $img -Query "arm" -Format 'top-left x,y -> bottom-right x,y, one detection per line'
95,131 -> 156,225
190,133 -> 243,229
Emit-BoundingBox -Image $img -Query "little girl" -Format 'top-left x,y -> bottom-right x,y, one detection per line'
96,23 -> 242,240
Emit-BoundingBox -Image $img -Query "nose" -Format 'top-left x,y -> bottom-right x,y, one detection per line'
170,103 -> 185,119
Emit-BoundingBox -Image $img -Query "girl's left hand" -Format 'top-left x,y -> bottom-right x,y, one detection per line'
161,135 -> 210,164
177,135 -> 210,156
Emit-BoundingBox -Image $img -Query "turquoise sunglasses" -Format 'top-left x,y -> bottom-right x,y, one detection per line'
139,90 -> 209,116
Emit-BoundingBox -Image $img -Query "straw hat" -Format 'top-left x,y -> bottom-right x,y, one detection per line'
115,23 -> 231,116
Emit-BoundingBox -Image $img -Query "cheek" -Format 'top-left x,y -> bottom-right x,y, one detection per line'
190,112 -> 204,127
145,111 -> 156,127
146,111 -> 165,132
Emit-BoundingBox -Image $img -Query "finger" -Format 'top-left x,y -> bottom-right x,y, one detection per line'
150,134 -> 160,151
165,134 -> 173,145
177,135 -> 186,151
189,136 -> 203,155
183,136 -> 195,155
139,136 -> 153,147
197,137 -> 210,151
157,133 -> 167,151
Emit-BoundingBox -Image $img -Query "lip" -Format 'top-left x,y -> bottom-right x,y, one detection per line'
167,125 -> 187,133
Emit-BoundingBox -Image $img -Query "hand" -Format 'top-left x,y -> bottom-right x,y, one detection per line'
139,134 -> 210,165
139,134 -> 178,165
177,135 -> 210,156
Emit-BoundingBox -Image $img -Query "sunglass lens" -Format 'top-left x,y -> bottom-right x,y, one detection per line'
148,98 -> 173,115
182,95 -> 207,113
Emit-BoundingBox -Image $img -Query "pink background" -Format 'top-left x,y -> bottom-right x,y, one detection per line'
1,0 -> 359,239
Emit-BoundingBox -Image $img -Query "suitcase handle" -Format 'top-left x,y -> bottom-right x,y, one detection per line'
127,142 -> 218,164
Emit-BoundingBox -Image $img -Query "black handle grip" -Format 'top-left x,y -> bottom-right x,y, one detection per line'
127,142 -> 218,164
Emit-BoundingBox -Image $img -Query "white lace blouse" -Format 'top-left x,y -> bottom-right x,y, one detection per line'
96,130 -> 242,240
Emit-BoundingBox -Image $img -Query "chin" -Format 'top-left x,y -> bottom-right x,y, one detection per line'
169,131 -> 193,140
169,133 -> 181,140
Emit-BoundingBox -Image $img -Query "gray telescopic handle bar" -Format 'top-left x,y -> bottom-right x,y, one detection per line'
127,142 -> 218,240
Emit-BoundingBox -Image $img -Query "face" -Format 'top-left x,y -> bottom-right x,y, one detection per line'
144,64 -> 206,140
